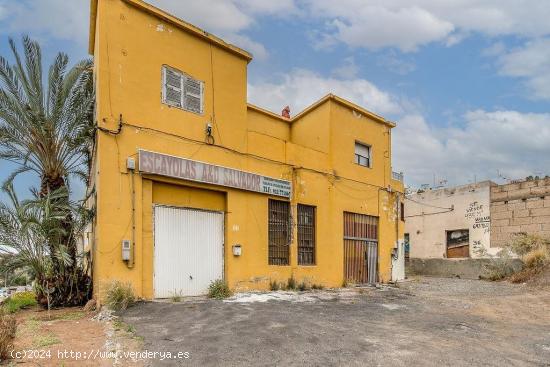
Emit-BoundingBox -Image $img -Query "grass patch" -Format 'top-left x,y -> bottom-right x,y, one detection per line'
297,281 -> 309,292
311,283 -> 325,290
3,291 -> 37,313
207,279 -> 232,299
34,333 -> 60,348
23,319 -> 41,333
103,280 -> 136,311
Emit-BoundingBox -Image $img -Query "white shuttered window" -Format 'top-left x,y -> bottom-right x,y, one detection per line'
162,66 -> 204,114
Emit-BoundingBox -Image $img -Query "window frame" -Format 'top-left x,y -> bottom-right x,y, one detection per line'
268,199 -> 291,266
354,141 -> 372,168
297,204 -> 316,266
161,65 -> 204,115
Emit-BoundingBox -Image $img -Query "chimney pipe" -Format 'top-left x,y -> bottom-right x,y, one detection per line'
281,106 -> 290,118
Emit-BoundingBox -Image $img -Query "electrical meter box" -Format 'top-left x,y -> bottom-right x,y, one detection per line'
122,240 -> 131,261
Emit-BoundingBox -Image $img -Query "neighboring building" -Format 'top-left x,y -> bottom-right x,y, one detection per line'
405,181 -> 495,260
88,0 -> 404,299
491,178 -> 550,247
405,178 -> 550,278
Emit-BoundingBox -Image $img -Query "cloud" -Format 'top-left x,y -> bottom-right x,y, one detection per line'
377,52 -> 416,75
0,0 -> 279,60
149,0 -> 252,34
248,68 -> 402,116
498,38 -> 550,100
331,57 -> 359,79
305,0 -> 550,51
392,110 -> 550,186
0,0 -> 89,45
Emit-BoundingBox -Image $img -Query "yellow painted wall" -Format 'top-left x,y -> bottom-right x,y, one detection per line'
90,0 -> 404,300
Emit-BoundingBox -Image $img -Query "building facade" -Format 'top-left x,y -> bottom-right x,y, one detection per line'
405,181 -> 495,260
88,0 -> 404,300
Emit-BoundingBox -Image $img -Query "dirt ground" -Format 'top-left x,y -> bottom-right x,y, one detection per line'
120,277 -> 550,367
2,307 -> 142,366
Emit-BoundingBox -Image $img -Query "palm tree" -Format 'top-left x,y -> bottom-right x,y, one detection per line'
0,183 -> 93,306
0,36 -> 94,306
0,36 -> 94,193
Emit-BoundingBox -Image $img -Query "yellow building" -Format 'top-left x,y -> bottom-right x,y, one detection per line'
88,0 -> 405,300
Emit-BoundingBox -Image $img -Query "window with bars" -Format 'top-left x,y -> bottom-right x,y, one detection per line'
162,65 -> 204,114
298,204 -> 316,265
268,199 -> 290,265
354,142 -> 371,168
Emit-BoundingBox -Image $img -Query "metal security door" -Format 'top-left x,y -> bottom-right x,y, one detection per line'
344,212 -> 379,284
154,206 -> 224,298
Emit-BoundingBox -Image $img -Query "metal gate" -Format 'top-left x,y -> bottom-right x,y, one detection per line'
153,205 -> 224,298
344,212 -> 379,284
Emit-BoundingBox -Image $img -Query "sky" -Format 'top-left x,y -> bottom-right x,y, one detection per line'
1,0 -> 550,197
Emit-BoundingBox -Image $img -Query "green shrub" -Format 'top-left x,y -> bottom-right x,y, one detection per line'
0,309 -> 16,360
3,291 -> 37,313
207,279 -> 232,299
286,276 -> 296,291
269,280 -> 280,291
104,280 -> 136,311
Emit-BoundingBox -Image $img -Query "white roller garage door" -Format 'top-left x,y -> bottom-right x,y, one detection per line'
154,205 -> 224,298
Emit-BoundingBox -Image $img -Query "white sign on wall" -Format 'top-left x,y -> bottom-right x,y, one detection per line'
138,150 -> 292,198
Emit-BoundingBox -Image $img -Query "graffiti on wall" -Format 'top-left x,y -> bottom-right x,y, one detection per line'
465,201 -> 490,234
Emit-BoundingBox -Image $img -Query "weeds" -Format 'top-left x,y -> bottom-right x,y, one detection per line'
269,280 -> 281,291
103,280 -> 136,311
286,276 -> 297,291
481,234 -> 550,282
208,279 -> 232,299
0,309 -> 16,360
523,247 -> 548,268
3,291 -> 37,313
342,279 -> 348,288
298,281 -> 309,291
170,290 -> 183,303
311,283 -> 325,290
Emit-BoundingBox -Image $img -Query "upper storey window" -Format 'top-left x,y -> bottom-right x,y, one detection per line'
354,141 -> 371,168
162,65 -> 204,115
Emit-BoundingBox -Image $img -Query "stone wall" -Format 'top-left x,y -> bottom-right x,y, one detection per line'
490,178 -> 550,247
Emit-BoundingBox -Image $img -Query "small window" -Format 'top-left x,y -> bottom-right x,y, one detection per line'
298,204 -> 316,265
354,142 -> 371,167
162,65 -> 204,114
268,199 -> 290,265
400,202 -> 405,221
